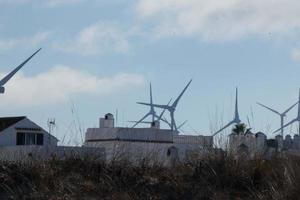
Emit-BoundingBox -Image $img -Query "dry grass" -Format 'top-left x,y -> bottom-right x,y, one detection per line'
0,153 -> 300,199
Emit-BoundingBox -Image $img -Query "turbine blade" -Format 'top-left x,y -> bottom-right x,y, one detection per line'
273,118 -> 297,133
178,120 -> 188,129
157,99 -> 172,121
257,102 -> 281,115
162,117 -> 172,128
128,121 -> 152,124
283,101 -> 298,114
0,48 -> 41,86
132,113 -> 150,128
172,79 -> 192,108
137,102 -> 168,109
212,120 -> 235,136
298,88 -> 300,118
149,83 -> 156,121
235,87 -> 238,116
150,83 -> 153,105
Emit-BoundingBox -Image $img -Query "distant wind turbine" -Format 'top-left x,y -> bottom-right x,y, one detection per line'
257,101 -> 298,137
137,79 -> 192,132
274,89 -> 300,135
212,87 -> 241,136
132,83 -> 170,128
0,48 -> 41,93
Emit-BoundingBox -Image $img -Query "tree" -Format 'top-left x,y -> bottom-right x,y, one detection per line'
232,123 -> 248,135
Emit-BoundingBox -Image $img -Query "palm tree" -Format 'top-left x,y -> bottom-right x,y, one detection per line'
232,123 -> 247,135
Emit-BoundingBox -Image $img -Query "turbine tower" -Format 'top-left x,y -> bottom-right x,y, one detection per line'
0,48 -> 41,93
137,79 -> 192,132
274,89 -> 300,135
257,101 -> 298,137
212,87 -> 241,136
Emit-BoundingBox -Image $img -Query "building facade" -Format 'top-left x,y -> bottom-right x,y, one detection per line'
84,113 -> 213,164
0,116 -> 58,146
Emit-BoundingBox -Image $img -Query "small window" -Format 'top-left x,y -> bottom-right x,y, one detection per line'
26,133 -> 36,145
16,132 -> 44,146
36,134 -> 43,145
16,132 -> 25,145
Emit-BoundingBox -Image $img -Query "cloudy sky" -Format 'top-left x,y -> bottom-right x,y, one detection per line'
1,0 -> 300,144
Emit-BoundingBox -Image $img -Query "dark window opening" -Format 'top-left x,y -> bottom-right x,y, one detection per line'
26,133 -> 36,145
17,132 -> 25,145
16,132 -> 44,146
37,134 -> 44,145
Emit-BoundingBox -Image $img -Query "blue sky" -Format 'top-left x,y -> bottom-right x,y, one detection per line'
1,0 -> 300,144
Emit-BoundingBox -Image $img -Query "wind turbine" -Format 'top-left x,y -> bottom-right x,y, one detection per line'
257,101 -> 298,137
274,89 -> 300,135
0,48 -> 41,93
137,79 -> 192,132
132,83 -> 171,128
212,87 -> 241,136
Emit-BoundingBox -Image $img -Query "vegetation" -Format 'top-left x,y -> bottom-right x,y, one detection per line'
0,153 -> 300,199
232,123 -> 252,135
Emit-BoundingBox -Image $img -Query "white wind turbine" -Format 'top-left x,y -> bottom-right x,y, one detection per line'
212,87 -> 241,136
274,89 -> 300,135
137,79 -> 192,132
257,101 -> 298,137
0,48 -> 41,93
132,83 -> 171,128
130,98 -> 172,128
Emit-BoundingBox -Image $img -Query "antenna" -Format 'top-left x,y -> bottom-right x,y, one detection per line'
47,118 -> 56,146
47,118 -> 56,135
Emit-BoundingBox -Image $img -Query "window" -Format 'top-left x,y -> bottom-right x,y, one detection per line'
16,132 -> 44,146
37,134 -> 43,145
26,133 -> 36,145
16,132 -> 25,145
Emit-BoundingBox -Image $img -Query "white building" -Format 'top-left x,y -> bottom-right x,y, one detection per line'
84,113 -> 213,164
228,131 -> 268,158
227,130 -> 300,159
0,116 -> 58,146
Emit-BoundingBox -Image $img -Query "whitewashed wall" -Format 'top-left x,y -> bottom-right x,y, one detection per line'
0,146 -> 105,162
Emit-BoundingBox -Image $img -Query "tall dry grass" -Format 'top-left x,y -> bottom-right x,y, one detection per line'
0,153 -> 299,199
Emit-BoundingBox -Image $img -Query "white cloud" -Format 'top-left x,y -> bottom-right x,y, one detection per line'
54,21 -> 130,55
0,65 -> 145,108
135,0 -> 300,41
0,32 -> 50,52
